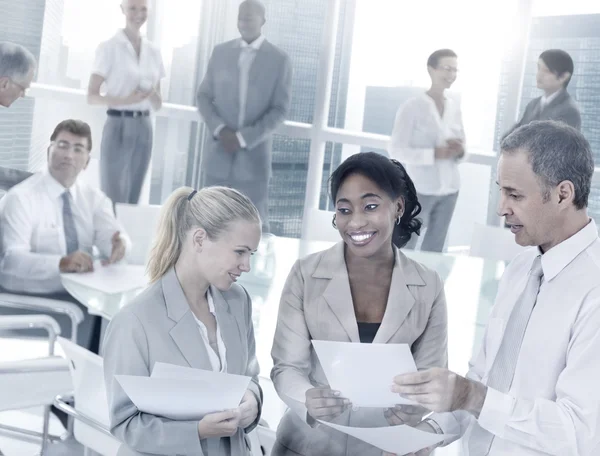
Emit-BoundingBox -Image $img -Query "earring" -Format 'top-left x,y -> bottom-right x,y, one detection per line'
396,215 -> 402,225
331,214 -> 337,228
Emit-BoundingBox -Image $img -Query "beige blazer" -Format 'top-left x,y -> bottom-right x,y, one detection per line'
103,267 -> 262,456
270,242 -> 448,456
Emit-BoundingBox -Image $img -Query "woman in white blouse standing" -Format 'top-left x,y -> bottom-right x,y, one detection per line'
103,186 -> 263,455
88,0 -> 165,205
389,49 -> 466,253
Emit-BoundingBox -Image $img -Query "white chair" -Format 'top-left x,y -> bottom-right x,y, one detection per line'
469,223 -> 528,262
55,337 -> 121,456
302,208 -> 339,243
0,315 -> 72,454
115,203 -> 162,266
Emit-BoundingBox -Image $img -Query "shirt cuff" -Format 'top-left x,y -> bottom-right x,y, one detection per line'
236,131 -> 247,149
477,387 -> 516,438
213,124 -> 226,139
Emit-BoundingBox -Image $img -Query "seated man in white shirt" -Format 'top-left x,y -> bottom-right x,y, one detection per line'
389,120 -> 600,455
0,119 -> 131,353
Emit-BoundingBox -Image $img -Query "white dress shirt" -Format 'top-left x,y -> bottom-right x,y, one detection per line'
540,88 -> 563,110
431,219 -> 600,455
213,35 -> 266,149
92,30 -> 165,111
191,290 -> 228,372
0,171 -> 132,294
388,92 -> 466,196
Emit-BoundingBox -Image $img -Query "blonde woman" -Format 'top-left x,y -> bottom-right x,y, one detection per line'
88,0 -> 165,205
103,186 -> 262,456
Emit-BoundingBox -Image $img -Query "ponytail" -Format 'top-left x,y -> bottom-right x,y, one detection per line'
146,187 -> 190,283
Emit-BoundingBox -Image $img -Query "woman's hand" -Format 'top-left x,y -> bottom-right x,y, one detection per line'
238,390 -> 259,429
384,404 -> 428,426
305,387 -> 350,422
198,409 -> 240,439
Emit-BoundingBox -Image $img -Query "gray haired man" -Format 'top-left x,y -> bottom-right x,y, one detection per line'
0,41 -> 36,108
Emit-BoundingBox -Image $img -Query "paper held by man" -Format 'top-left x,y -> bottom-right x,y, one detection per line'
116,362 -> 251,420
307,341 -> 455,454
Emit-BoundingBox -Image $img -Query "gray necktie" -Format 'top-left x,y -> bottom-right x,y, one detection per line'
471,256 -> 544,454
62,190 -> 79,255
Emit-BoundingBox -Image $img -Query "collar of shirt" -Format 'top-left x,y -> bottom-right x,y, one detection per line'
239,34 -> 265,51
541,88 -> 562,108
42,170 -> 80,206
116,29 -> 149,57
539,218 -> 598,281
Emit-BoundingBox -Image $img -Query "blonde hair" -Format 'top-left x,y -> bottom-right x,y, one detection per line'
146,186 -> 261,283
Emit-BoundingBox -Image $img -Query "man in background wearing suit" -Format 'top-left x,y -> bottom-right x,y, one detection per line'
508,49 -> 581,133
197,0 -> 292,233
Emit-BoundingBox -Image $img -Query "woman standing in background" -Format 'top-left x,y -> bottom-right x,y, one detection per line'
88,0 -> 165,205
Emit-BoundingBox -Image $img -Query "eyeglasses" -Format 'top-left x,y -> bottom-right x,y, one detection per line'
438,65 -> 459,74
53,140 -> 89,154
9,78 -> 28,95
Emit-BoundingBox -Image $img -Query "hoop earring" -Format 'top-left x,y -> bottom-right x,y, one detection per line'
332,214 -> 337,228
396,216 -> 401,226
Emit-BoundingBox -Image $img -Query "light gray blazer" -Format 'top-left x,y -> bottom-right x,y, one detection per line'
513,90 -> 581,131
103,267 -> 262,456
196,38 -> 292,182
270,243 -> 448,456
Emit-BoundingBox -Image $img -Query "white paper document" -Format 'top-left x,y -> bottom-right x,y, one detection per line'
318,420 -> 452,454
61,262 -> 147,294
312,340 -> 417,407
115,363 -> 251,420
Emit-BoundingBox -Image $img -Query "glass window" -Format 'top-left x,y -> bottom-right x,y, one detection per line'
260,0 -> 332,124
330,0 -> 521,155
268,135 -> 311,238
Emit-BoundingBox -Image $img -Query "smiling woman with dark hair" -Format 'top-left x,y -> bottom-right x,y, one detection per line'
270,152 -> 449,456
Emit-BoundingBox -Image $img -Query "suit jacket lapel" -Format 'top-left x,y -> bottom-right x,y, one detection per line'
374,248 -> 425,344
210,286 -> 244,374
545,90 -> 569,114
162,268 -> 212,369
318,243 -> 360,343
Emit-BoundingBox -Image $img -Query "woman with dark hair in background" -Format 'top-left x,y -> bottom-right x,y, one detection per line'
270,152 -> 449,456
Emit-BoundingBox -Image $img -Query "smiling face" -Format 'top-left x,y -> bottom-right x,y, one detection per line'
428,56 -> 458,90
195,220 -> 261,291
121,0 -> 148,30
334,173 -> 403,259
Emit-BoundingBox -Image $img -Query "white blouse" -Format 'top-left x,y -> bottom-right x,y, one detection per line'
92,30 -> 165,111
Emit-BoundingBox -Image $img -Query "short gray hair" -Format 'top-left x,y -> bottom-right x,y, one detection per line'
500,120 -> 594,209
0,42 -> 36,81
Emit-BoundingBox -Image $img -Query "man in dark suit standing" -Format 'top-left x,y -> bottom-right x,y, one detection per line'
197,0 -> 292,233
510,49 -> 581,133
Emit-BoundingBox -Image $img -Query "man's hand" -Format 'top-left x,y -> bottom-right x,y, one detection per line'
384,404 -> 428,426
305,387 -> 350,422
102,231 -> 125,266
391,367 -> 487,416
219,127 -> 242,153
238,390 -> 259,429
59,251 -> 94,273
